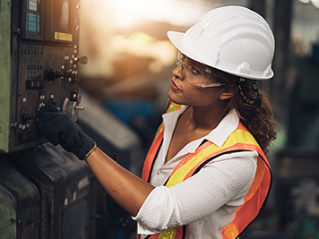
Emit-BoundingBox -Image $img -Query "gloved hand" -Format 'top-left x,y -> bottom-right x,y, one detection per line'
37,102 -> 96,160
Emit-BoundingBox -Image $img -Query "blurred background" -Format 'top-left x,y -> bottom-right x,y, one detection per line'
76,0 -> 319,238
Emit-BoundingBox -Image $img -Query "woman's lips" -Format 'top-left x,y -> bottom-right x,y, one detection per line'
171,80 -> 181,92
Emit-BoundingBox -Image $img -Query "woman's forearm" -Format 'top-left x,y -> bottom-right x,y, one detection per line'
85,147 -> 154,216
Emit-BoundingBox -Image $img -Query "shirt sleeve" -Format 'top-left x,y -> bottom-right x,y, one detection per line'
133,151 -> 258,234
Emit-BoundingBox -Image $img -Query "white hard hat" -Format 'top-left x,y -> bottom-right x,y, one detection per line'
167,6 -> 275,80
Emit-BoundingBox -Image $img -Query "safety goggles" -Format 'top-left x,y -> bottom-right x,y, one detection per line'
176,53 -> 226,88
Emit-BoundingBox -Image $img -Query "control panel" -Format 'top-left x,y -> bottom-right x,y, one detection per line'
15,43 -> 85,145
0,0 -> 86,153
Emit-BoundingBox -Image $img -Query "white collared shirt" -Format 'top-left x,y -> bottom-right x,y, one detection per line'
134,106 -> 258,239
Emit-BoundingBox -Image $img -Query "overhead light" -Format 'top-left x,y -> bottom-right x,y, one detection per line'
299,0 -> 310,3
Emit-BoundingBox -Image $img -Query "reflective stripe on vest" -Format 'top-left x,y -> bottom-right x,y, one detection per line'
140,102 -> 272,239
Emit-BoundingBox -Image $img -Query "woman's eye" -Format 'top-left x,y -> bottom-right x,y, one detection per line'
190,66 -> 200,74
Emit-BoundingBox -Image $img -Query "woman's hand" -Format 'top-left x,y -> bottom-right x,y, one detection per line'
37,102 -> 96,160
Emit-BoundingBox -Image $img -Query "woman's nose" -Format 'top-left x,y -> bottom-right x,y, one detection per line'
172,65 -> 184,80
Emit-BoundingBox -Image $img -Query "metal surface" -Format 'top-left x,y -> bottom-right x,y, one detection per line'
0,0 -> 83,153
9,143 -> 92,239
0,157 -> 40,239
0,0 -> 17,153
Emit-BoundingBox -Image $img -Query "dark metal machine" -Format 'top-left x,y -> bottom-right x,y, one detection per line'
0,0 -> 85,153
0,144 -> 92,239
0,1 -> 143,238
0,0 -> 94,238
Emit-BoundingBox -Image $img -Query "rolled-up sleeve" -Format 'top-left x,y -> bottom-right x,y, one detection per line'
133,151 -> 258,235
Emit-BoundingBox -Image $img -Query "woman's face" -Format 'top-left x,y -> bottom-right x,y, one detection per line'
168,56 -> 227,108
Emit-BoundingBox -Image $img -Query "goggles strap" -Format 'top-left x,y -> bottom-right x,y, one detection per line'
237,78 -> 259,105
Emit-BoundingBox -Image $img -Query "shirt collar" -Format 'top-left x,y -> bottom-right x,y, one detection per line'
206,108 -> 239,147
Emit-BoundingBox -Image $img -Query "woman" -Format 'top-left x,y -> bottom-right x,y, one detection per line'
38,5 -> 277,239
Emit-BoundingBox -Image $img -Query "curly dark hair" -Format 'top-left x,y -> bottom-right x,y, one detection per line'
227,86 -> 277,154
211,68 -> 278,154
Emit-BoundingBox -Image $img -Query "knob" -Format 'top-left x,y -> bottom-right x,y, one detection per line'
74,56 -> 88,65
61,98 -> 84,122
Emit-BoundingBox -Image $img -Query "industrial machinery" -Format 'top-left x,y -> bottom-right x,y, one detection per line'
0,144 -> 93,239
0,0 -> 86,153
0,1 -> 143,238
0,0 -> 94,238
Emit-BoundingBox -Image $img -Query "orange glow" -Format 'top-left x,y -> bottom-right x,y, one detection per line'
79,0 -> 214,78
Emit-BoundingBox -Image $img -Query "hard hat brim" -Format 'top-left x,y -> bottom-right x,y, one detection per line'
167,30 -> 212,72
167,30 -> 274,80
167,31 -> 186,56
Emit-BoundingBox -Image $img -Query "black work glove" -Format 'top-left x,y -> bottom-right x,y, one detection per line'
37,103 -> 96,160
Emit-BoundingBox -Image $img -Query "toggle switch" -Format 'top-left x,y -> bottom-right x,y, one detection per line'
21,113 -> 34,122
44,69 -> 64,81
20,106 -> 34,122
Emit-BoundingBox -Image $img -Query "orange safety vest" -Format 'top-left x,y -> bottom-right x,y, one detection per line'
140,102 -> 272,239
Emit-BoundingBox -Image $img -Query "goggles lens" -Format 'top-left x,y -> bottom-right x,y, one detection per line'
176,53 -> 226,88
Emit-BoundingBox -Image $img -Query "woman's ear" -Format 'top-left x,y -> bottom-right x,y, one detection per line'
220,85 -> 236,100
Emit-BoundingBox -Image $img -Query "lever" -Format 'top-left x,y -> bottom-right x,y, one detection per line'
44,69 -> 64,81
